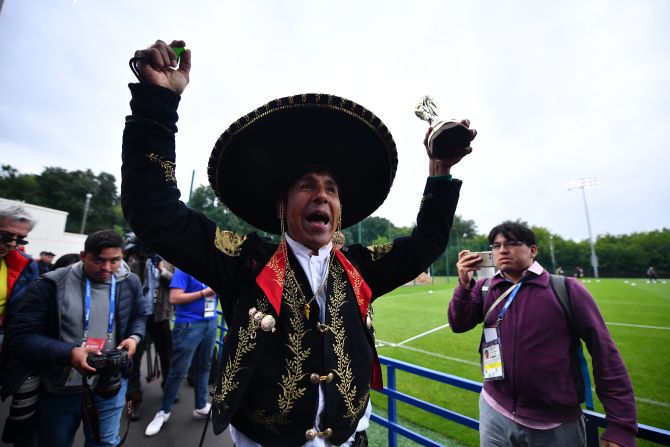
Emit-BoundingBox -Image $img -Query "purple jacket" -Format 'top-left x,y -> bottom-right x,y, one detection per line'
448,266 -> 637,447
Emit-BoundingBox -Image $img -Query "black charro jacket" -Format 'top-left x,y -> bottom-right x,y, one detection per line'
121,83 -> 461,446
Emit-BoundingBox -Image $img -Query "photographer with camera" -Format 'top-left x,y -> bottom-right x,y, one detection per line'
3,229 -> 147,447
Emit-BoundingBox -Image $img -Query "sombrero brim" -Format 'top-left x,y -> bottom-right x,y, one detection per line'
207,93 -> 398,235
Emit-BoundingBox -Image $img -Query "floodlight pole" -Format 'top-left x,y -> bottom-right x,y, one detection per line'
80,193 -> 93,234
549,235 -> 557,272
567,178 -> 599,279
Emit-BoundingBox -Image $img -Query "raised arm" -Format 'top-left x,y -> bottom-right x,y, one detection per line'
347,122 -> 477,297
121,40 -> 235,292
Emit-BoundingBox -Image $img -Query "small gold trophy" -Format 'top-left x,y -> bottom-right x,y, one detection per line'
415,96 -> 471,159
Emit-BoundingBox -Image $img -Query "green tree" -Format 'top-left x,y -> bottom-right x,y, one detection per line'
0,165 -> 123,234
0,165 -> 43,204
189,185 -> 265,237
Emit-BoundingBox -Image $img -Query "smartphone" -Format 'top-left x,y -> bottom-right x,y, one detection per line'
474,251 -> 494,268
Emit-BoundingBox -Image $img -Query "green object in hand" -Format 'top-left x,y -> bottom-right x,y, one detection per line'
172,47 -> 185,59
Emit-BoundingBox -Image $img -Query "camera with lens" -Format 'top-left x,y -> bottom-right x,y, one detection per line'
86,349 -> 129,398
2,375 -> 40,443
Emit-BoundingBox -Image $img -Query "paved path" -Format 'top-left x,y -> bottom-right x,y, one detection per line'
0,366 -> 234,447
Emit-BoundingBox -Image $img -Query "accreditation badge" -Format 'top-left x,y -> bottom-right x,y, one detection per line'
482,327 -> 505,381
204,295 -> 215,318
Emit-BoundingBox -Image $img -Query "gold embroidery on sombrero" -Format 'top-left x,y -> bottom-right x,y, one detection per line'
212,300 -> 267,409
146,153 -> 176,184
366,243 -> 394,262
214,228 -> 247,257
330,262 -> 370,424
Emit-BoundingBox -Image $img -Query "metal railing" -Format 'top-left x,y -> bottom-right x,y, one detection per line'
372,355 -> 670,447
212,313 -> 670,446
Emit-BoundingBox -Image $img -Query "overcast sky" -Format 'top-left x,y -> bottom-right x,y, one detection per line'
1,0 -> 668,241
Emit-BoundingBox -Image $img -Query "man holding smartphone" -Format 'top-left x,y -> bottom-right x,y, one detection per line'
448,221 -> 637,447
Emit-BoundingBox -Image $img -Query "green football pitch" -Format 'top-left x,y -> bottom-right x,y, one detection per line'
368,277 -> 670,447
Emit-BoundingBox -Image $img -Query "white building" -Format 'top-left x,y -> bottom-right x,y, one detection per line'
0,197 -> 87,260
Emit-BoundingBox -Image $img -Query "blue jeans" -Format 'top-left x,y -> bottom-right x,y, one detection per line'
37,378 -> 128,447
479,393 -> 586,447
161,318 -> 217,413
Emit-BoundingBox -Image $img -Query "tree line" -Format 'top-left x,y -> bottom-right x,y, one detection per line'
1,165 -> 667,278
0,165 -> 123,234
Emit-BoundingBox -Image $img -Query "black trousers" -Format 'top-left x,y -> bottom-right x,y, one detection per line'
126,317 -> 173,405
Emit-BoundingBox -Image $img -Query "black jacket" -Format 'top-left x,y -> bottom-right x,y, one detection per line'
1,263 -> 146,399
121,83 -> 460,445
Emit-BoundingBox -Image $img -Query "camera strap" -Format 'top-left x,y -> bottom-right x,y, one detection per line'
83,276 -> 116,342
82,376 -> 102,443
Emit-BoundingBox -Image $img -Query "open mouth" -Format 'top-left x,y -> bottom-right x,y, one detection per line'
306,211 -> 331,227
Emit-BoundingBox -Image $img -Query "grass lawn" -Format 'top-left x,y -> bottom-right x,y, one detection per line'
368,277 -> 670,447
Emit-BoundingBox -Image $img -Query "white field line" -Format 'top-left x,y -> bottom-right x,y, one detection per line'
606,322 -> 670,331
376,339 -> 480,366
397,323 -> 451,345
376,339 -> 670,408
636,396 -> 670,408
386,291 -> 449,299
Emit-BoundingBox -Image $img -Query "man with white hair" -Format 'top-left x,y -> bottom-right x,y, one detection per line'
0,202 -> 38,340
0,202 -> 39,445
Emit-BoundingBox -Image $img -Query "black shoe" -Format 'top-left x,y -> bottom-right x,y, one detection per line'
130,406 -> 142,421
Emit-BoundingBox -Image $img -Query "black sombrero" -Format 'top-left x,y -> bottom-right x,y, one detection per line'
207,93 -> 398,235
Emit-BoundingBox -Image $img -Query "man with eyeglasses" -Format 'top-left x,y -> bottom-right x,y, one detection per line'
0,202 -> 39,344
448,221 -> 636,447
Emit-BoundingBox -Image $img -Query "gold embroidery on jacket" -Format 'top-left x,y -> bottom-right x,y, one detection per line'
215,228 -> 247,257
329,262 -> 370,424
244,408 -> 285,434
366,243 -> 393,261
212,300 -> 267,409
245,269 -> 310,432
276,272 -> 310,416
146,153 -> 177,184
420,192 -> 434,210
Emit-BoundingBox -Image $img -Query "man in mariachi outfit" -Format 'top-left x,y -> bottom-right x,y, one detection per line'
122,39 -> 476,446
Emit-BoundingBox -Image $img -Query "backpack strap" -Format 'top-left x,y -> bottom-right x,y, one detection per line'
548,274 -> 594,410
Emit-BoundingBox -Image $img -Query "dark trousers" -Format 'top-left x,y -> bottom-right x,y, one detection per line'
126,317 -> 173,406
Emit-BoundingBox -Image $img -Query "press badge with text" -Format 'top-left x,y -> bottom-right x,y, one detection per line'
204,294 -> 216,318
482,327 -> 505,381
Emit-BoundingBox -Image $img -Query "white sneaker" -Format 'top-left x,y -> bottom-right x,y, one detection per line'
192,403 -> 211,420
145,410 -> 170,436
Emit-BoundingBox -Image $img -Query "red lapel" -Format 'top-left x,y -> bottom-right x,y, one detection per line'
255,241 -> 287,316
334,249 -> 372,320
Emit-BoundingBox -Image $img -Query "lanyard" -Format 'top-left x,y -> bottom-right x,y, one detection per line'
496,282 -> 523,323
83,276 -> 116,341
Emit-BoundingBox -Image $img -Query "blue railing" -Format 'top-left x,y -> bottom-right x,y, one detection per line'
372,355 -> 670,447
213,313 -> 670,446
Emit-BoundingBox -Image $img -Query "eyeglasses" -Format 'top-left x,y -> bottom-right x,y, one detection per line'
490,241 -> 525,251
0,233 -> 29,246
